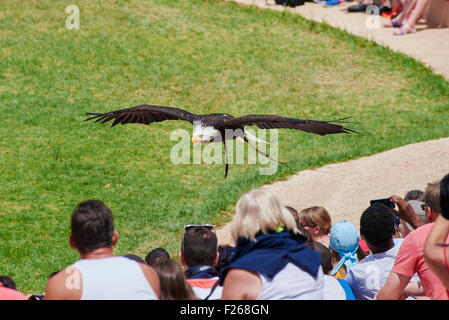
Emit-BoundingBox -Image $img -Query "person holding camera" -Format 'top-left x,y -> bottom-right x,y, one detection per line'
345,203 -> 421,299
390,195 -> 426,232
377,181 -> 449,300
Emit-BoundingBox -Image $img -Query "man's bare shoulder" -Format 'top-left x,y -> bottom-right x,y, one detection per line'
222,268 -> 261,300
44,266 -> 83,300
226,268 -> 260,282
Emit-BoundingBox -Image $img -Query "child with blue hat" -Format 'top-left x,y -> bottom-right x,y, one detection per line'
329,220 -> 360,278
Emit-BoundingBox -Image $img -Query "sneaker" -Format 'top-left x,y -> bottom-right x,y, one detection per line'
393,25 -> 416,35
384,18 -> 402,28
347,2 -> 367,11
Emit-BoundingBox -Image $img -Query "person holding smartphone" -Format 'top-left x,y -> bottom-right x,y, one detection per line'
377,180 -> 449,300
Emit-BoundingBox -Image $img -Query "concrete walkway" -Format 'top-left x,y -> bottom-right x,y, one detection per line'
229,0 -> 449,80
216,1 -> 449,245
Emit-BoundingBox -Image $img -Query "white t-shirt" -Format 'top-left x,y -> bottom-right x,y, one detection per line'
257,262 -> 324,300
323,275 -> 347,300
71,256 -> 158,300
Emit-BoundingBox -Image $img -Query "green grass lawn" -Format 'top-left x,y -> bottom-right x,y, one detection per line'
1,0 -> 448,293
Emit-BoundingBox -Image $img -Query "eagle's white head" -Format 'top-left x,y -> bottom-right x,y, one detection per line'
191,122 -> 221,144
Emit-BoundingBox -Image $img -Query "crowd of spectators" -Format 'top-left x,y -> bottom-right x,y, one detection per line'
275,0 -> 438,36
1,172 -> 449,300
340,0 -> 435,35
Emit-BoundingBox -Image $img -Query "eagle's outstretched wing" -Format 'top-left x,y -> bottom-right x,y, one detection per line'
223,115 -> 359,135
84,104 -> 199,127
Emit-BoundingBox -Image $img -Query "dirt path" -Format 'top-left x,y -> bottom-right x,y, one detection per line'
216,1 -> 449,245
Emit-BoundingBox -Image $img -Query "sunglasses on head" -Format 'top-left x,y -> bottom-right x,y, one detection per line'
183,224 -> 215,234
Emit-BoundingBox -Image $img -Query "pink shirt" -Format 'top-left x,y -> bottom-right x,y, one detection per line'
0,286 -> 27,300
392,223 -> 449,300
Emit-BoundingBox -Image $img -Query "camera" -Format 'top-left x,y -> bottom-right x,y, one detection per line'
370,198 -> 395,209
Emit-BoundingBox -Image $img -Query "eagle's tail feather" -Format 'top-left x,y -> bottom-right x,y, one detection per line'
327,117 -> 365,135
243,129 -> 269,144
223,140 -> 229,179
243,137 -> 288,168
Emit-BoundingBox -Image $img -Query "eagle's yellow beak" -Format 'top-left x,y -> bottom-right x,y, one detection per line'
192,135 -> 202,144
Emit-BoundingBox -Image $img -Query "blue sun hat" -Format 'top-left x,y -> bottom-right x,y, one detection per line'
329,220 -> 360,276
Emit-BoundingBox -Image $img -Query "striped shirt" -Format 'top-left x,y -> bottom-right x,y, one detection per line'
187,278 -> 222,300
345,241 -> 417,300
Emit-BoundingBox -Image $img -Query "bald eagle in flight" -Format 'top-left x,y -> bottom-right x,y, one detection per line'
85,104 -> 358,178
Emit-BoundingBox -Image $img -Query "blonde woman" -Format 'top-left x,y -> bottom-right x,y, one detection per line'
298,206 -> 332,248
220,188 -> 324,300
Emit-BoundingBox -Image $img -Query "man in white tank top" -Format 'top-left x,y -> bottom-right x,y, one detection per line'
45,200 -> 160,300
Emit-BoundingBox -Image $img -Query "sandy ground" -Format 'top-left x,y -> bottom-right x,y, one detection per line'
216,1 -> 449,245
